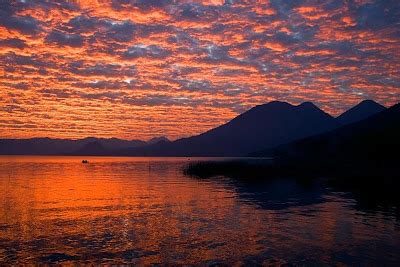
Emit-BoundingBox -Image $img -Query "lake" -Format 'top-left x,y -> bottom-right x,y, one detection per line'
0,156 -> 399,265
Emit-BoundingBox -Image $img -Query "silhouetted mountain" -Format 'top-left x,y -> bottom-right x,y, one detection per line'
0,138 -> 75,155
94,138 -> 146,150
187,104 -> 400,211
337,100 -> 386,125
147,136 -> 170,145
119,101 -> 339,156
253,102 -> 400,164
71,141 -> 109,156
0,137 -> 146,155
4,100 -> 391,157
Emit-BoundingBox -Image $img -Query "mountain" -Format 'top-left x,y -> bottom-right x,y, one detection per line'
71,141 -> 109,156
92,138 -> 146,150
4,100 -> 388,157
0,137 -> 146,155
336,100 -> 386,125
0,138 -> 76,155
119,101 -> 339,156
252,102 -> 400,163
147,136 -> 170,145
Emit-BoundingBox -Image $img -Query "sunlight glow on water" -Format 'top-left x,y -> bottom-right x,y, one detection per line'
0,156 -> 399,265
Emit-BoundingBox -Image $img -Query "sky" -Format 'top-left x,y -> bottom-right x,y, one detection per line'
0,0 -> 399,140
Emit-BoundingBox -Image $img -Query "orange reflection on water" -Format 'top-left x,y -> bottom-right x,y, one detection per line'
0,156 -> 399,265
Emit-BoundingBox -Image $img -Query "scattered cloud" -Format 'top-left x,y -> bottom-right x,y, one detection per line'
0,0 -> 399,139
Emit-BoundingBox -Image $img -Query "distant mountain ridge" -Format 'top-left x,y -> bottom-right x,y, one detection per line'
117,101 -> 339,156
71,141 -> 110,156
0,137 -> 155,155
147,136 -> 170,145
0,100 -> 389,156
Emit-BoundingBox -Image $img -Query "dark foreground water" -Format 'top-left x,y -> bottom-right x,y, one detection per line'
0,156 -> 399,265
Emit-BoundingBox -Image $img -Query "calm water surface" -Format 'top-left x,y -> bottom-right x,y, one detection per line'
0,156 -> 399,265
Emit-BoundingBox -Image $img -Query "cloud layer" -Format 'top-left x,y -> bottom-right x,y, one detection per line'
1,0 -> 399,139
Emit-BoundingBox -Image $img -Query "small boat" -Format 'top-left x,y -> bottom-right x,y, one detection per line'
82,160 -> 89,164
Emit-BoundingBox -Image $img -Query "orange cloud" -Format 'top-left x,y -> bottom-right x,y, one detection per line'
0,1 -> 398,140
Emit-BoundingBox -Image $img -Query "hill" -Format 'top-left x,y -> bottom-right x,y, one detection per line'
337,100 -> 386,125
253,103 -> 400,165
119,101 -> 339,156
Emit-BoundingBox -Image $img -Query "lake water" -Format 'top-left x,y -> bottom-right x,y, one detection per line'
0,156 -> 399,265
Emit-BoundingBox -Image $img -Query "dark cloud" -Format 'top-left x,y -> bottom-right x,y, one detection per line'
0,38 -> 27,49
39,88 -> 73,99
0,13 -> 41,35
121,94 -> 203,107
68,15 -> 173,43
0,1 -> 41,35
0,0 -> 399,139
71,17 -> 137,42
0,53 -> 50,68
269,0 -> 302,16
106,21 -> 136,42
205,45 -> 230,61
214,68 -> 252,76
355,0 -> 400,30
169,65 -> 201,77
122,0 -> 173,10
123,44 -> 170,59
178,3 -> 220,21
200,44 -> 247,66
13,82 -> 30,90
45,30 -> 84,47
168,32 -> 199,46
177,79 -> 213,91
0,81 -> 30,90
67,61 -> 136,77
72,80 -> 129,89
78,91 -> 126,101
67,15 -> 99,33
13,0 -> 79,11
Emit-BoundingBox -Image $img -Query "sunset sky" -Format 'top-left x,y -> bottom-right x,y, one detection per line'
1,0 -> 399,140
